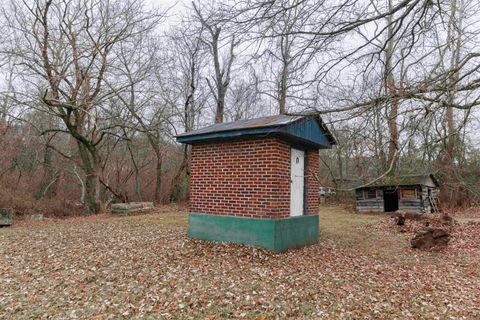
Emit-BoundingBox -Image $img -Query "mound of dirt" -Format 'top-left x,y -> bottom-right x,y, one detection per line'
362,216 -> 480,253
411,227 -> 450,250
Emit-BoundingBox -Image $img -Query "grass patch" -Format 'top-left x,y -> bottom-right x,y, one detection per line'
320,205 -> 410,258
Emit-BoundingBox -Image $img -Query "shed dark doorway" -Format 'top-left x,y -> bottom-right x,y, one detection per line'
384,190 -> 399,212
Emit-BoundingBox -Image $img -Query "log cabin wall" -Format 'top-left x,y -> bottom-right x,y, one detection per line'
354,175 -> 440,214
355,186 -> 439,213
398,187 -> 423,212
356,188 -> 384,212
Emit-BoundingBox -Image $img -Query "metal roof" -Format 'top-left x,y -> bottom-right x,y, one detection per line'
176,114 -> 336,148
177,115 -> 304,137
357,174 -> 439,188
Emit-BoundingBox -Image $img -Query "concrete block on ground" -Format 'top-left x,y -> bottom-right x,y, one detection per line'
29,214 -> 44,221
111,202 -> 154,215
0,208 -> 13,226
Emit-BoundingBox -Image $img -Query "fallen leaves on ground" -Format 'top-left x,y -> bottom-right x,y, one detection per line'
365,214 -> 480,253
0,206 -> 479,319
449,206 -> 480,218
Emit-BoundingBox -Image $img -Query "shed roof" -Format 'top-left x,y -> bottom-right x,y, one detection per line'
357,174 -> 439,189
176,114 -> 336,148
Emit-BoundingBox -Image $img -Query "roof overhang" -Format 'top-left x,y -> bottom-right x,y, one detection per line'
176,114 -> 336,149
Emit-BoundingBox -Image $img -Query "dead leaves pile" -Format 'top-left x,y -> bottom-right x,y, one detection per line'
1,209 -> 479,319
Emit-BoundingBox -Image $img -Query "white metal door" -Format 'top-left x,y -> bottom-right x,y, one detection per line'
290,148 -> 305,217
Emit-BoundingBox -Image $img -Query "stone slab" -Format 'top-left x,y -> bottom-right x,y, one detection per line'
111,202 -> 154,215
0,208 -> 13,226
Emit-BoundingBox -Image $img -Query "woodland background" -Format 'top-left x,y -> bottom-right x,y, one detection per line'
0,0 -> 479,216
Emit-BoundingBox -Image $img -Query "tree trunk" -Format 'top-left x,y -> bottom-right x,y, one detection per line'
133,167 -> 142,202
439,0 -> 463,206
387,95 -> 398,173
36,144 -> 58,199
169,145 -> 189,201
385,0 -> 398,175
336,145 -> 343,199
153,147 -> 163,204
278,32 -> 289,115
84,166 -> 102,214
374,105 -> 386,174
444,105 -> 455,167
215,96 -> 224,123
36,115 -> 59,199
77,142 -> 103,214
443,0 -> 462,170
278,64 -> 288,115
125,137 -> 142,202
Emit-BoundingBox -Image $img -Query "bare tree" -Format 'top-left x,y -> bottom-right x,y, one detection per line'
258,0 -> 315,114
192,2 -> 238,124
2,0 -> 162,213
160,23 -> 209,200
110,31 -> 172,204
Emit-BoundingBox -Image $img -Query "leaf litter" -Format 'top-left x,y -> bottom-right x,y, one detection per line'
0,206 -> 479,319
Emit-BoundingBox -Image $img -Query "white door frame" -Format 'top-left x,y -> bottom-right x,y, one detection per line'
290,147 -> 305,217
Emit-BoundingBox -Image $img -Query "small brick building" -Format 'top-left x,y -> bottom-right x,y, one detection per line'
176,114 -> 336,252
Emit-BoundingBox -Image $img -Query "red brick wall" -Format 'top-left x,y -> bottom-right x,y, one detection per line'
306,149 -> 320,215
189,138 -> 319,218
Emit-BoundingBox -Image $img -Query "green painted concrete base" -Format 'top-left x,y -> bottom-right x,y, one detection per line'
188,213 -> 319,252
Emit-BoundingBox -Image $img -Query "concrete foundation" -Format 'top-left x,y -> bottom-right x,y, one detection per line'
188,213 -> 319,252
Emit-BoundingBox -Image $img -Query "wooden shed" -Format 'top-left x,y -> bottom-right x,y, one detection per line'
355,174 -> 439,213
176,114 -> 336,252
